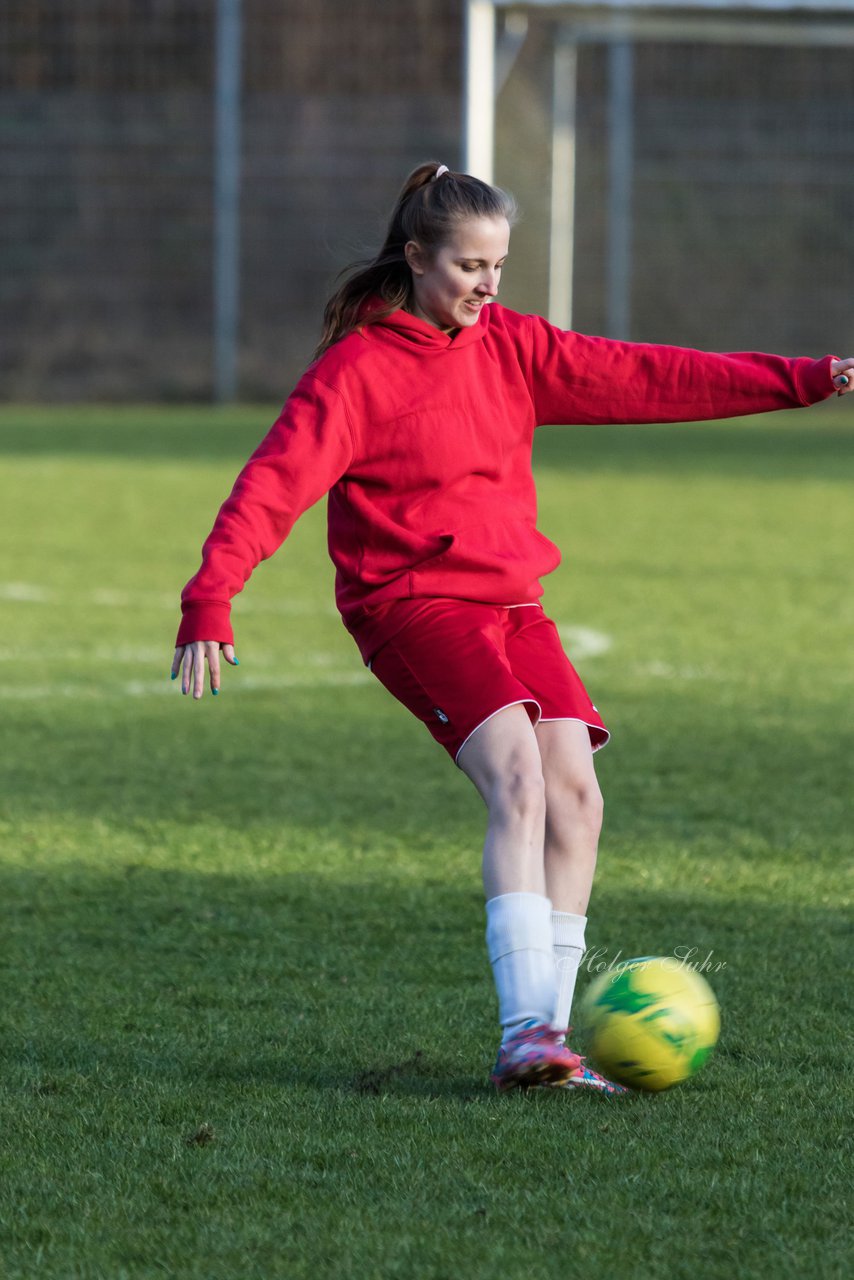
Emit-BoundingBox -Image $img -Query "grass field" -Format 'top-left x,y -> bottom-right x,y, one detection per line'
0,404 -> 851,1279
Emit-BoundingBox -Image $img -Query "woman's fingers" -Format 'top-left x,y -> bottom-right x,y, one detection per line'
171,646 -> 184,681
194,642 -> 209,699
172,642 -> 237,698
830,357 -> 854,394
182,643 -> 198,697
179,641 -> 204,698
207,641 -> 221,696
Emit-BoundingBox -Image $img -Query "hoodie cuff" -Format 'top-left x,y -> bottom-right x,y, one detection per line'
796,354 -> 838,406
176,600 -> 234,648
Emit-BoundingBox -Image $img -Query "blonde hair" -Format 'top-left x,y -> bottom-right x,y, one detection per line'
314,161 -> 517,360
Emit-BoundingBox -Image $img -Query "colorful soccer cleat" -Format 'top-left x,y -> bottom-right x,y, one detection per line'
559,1060 -> 630,1095
547,1028 -> 630,1095
490,1020 -> 583,1092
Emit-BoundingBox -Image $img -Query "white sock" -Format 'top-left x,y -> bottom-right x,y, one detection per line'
485,892 -> 557,1045
551,910 -> 587,1040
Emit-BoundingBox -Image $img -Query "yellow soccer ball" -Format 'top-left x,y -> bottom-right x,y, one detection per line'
579,956 -> 721,1091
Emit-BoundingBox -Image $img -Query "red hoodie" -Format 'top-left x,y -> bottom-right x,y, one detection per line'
176,304 -> 836,662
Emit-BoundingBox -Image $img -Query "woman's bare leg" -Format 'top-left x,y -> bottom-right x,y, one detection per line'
535,719 -> 603,915
534,718 -> 604,1036
456,703 -> 546,898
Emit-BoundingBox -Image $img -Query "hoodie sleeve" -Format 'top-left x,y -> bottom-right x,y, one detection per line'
176,372 -> 354,647
523,314 -> 837,426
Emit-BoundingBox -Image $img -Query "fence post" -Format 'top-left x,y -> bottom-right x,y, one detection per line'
463,0 -> 495,181
549,30 -> 578,330
213,0 -> 242,403
607,38 -> 634,340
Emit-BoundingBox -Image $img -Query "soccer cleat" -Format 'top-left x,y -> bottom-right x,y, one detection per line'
560,1060 -> 630,1095
490,1020 -> 583,1092
546,1028 -> 630,1095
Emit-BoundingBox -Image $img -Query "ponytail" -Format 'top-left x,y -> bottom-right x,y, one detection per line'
313,161 -> 517,361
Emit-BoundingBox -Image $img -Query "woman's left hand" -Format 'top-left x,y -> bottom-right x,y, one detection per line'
830,358 -> 854,394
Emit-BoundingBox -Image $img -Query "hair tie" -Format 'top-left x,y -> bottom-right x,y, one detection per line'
433,164 -> 450,181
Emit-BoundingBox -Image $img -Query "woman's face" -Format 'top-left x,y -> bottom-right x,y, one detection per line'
405,216 -> 510,333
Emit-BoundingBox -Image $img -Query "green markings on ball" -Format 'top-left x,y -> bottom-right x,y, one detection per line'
642,1006 -> 697,1057
688,1045 -> 713,1074
593,967 -> 660,1016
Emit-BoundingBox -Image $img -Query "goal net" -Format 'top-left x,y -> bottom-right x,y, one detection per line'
481,1 -> 854,354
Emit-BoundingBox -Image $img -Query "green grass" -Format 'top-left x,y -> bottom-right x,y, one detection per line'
0,404 -> 852,1279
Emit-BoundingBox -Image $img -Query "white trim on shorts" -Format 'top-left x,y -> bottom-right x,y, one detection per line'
539,715 -> 611,753
454,698 -> 543,767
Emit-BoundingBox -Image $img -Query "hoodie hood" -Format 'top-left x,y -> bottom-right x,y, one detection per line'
362,303 -> 491,353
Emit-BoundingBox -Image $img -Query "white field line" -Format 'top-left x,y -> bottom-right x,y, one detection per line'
0,647 -> 350,666
0,583 -> 52,602
0,671 -> 373,701
4,583 -> 612,648
0,645 -> 166,664
0,582 -> 335,616
636,660 -> 718,681
1,581 -> 616,698
557,625 -> 613,659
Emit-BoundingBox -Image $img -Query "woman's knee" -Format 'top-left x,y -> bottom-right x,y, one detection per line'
547,769 -> 604,838
492,758 -> 546,827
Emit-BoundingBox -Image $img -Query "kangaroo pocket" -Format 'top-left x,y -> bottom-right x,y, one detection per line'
408,517 -> 561,600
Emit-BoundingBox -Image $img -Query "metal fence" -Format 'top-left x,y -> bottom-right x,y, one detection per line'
1,1 -> 852,401
497,10 -> 854,357
1,0 -> 461,401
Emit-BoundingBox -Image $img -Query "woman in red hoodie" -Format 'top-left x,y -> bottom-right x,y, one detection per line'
172,162 -> 852,1094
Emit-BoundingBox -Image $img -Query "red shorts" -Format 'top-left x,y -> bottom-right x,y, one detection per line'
367,599 -> 610,764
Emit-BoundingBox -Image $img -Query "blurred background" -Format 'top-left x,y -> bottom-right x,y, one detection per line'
2,0 -> 853,403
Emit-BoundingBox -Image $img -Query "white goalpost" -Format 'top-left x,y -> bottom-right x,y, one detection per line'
463,0 -> 854,333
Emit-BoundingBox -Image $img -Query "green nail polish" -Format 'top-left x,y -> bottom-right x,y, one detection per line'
170,672 -> 178,680
212,688 -> 219,696
233,658 -> 240,666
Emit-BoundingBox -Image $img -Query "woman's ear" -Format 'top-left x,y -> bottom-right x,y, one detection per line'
404,240 -> 425,277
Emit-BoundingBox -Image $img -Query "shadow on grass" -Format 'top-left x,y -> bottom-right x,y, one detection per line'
2,662 -> 850,1103
1,850 -> 849,1104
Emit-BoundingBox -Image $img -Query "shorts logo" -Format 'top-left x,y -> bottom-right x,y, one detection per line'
433,707 -> 450,724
